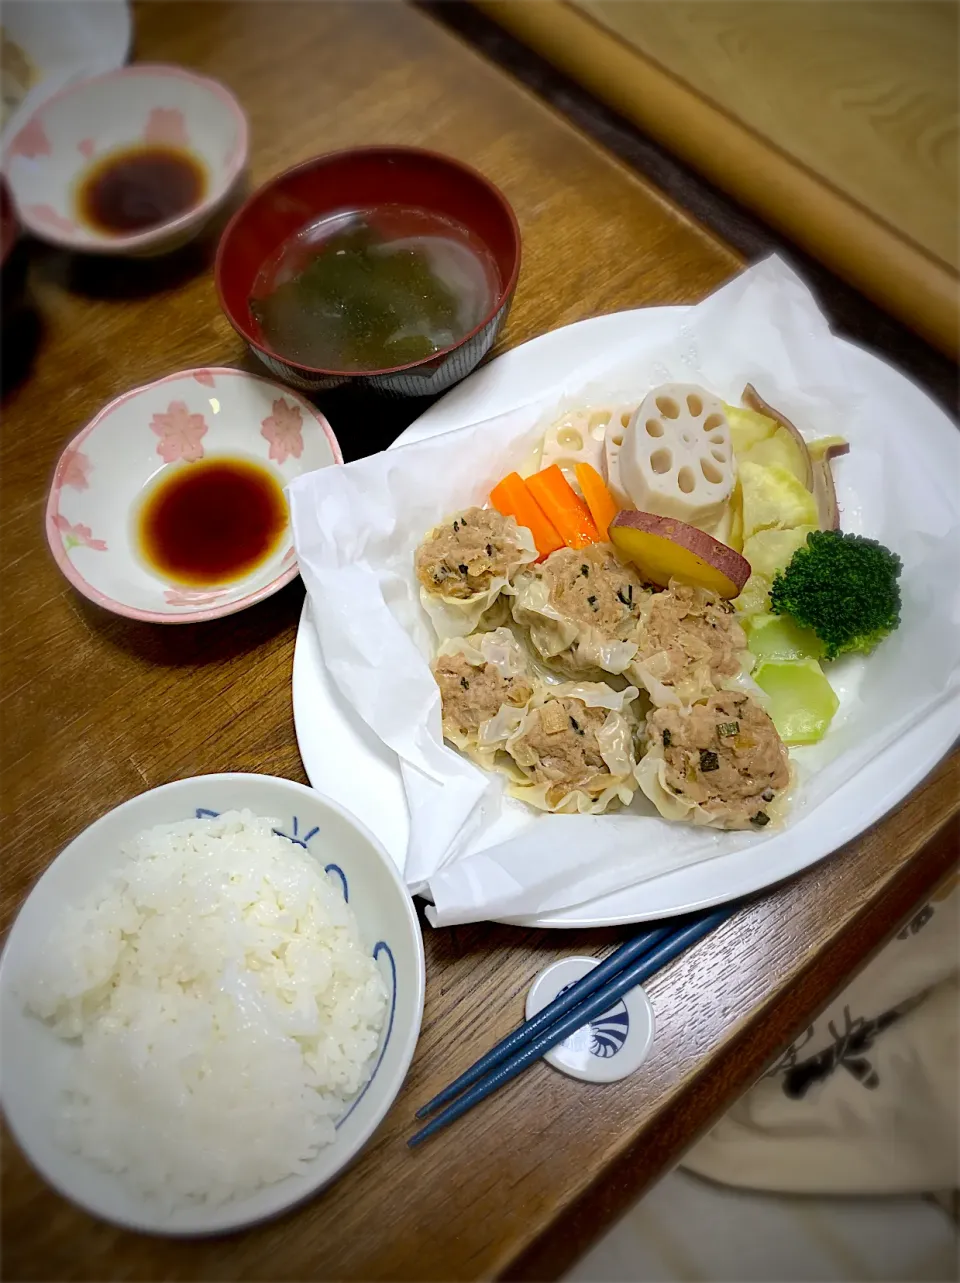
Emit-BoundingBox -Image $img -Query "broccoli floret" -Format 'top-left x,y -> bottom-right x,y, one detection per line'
769,530 -> 902,661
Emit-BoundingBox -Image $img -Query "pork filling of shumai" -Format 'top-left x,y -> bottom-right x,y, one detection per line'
433,651 -> 534,747
505,687 -> 639,813
643,691 -> 790,829
415,507 -> 534,600
630,579 -> 747,705
416,507 -> 538,640
512,543 -> 650,677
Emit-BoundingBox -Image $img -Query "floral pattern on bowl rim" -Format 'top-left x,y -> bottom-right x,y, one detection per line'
45,367 -> 342,624
4,64 -> 248,256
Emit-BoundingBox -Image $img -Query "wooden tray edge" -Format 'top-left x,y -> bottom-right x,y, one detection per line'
474,0 -> 959,358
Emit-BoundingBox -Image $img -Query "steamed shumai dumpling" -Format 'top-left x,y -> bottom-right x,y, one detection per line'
511,543 -> 651,678
636,691 -> 791,830
415,507 -> 537,639
501,681 -> 640,814
628,579 -> 749,707
432,628 -> 535,760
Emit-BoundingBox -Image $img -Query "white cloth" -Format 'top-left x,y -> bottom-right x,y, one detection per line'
682,875 -> 959,1195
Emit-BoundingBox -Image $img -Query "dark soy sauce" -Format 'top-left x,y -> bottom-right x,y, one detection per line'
138,457 -> 287,587
76,144 -> 206,235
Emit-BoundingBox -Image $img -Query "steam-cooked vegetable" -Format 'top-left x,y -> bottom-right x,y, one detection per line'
808,436 -> 849,461
742,526 -> 818,579
609,511 -> 751,598
811,441 -> 850,531
733,526 -> 818,620
745,612 -> 824,662
526,465 -> 600,549
735,571 -> 775,618
753,658 -> 839,745
742,384 -> 814,491
738,428 -> 812,489
738,462 -> 819,540
723,403 -> 776,455
610,384 -> 735,527
574,463 -> 619,541
727,482 -> 744,553
769,530 -> 903,661
490,472 -> 564,560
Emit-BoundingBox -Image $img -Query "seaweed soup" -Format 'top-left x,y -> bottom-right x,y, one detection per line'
249,206 -> 500,372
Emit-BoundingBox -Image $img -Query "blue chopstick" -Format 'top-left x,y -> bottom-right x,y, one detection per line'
408,906 -> 734,1147
415,922 -> 674,1119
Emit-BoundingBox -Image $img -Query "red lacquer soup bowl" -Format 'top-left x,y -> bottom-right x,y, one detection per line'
215,146 -> 521,397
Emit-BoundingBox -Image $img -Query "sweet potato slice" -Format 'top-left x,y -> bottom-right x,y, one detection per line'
609,510 -> 751,598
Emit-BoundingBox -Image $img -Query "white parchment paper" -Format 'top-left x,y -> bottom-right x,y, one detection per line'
288,257 -> 960,926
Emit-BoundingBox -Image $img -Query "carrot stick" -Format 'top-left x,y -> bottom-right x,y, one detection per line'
574,462 -> 619,541
490,472 -> 564,560
526,465 -> 600,549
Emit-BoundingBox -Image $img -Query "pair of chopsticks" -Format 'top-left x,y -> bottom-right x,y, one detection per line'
408,904 -> 736,1147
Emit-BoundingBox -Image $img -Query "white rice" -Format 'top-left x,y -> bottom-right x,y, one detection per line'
21,810 -> 388,1209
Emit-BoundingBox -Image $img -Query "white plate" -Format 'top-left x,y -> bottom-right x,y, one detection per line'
292,308 -> 959,928
1,1 -> 131,147
0,774 -> 426,1235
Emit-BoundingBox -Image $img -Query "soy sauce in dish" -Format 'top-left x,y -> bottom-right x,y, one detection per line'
249,206 -> 499,372
76,144 -> 206,235
138,457 -> 287,587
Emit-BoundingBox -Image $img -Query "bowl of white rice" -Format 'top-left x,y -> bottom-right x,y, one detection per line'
0,773 -> 425,1236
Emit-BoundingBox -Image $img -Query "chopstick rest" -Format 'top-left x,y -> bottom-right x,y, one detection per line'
525,955 -> 655,1082
409,908 -> 732,1146
415,922 -> 672,1121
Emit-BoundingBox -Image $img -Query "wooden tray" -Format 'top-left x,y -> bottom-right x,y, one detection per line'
476,0 -> 959,357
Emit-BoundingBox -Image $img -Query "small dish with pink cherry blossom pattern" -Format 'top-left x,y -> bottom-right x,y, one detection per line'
46,368 -> 342,623
4,64 -> 247,256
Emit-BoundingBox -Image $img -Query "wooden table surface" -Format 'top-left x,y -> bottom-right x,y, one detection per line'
1,3 -> 957,1280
